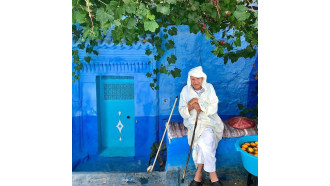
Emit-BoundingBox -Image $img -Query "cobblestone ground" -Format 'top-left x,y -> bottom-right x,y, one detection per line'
73,168 -> 257,186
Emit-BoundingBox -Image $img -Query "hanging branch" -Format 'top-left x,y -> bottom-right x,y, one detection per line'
98,0 -> 107,6
85,0 -> 94,32
212,0 -> 221,19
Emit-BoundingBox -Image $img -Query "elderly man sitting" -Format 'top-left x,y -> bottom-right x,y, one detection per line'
178,66 -> 224,186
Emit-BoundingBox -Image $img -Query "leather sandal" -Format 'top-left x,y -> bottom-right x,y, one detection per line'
189,179 -> 203,186
210,180 -> 223,186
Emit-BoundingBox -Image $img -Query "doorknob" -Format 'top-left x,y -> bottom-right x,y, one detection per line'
127,116 -> 130,119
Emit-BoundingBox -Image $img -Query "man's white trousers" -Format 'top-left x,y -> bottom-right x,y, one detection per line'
195,128 -> 217,172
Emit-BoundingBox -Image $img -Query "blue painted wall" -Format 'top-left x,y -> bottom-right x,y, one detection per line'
72,25 -> 258,171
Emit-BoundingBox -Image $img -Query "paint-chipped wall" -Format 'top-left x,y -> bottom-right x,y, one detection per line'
159,25 -> 257,121
72,26 -> 258,170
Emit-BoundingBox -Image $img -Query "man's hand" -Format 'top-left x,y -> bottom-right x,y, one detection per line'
192,102 -> 201,114
188,98 -> 198,112
188,98 -> 198,107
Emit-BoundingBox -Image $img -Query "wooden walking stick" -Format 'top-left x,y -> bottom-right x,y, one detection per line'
181,112 -> 200,183
147,96 -> 178,173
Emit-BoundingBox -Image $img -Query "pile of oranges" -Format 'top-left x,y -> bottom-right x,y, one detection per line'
241,141 -> 258,157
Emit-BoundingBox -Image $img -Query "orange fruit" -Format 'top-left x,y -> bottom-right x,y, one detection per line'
244,143 -> 250,146
250,142 -> 256,147
255,141 -> 258,145
247,147 -> 254,153
254,154 -> 258,157
242,147 -> 246,151
241,144 -> 248,149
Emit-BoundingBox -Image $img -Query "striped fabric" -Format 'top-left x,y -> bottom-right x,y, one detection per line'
167,120 -> 258,139
168,122 -> 188,139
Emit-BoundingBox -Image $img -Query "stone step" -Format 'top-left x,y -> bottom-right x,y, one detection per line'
72,172 -> 166,186
165,167 -> 249,186
73,168 -> 250,186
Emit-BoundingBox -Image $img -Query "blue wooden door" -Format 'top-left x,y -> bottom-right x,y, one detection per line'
97,76 -> 135,157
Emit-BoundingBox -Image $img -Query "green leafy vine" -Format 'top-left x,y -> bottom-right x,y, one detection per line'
72,0 -> 258,88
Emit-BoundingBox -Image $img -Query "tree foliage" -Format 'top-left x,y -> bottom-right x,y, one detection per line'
72,0 -> 258,88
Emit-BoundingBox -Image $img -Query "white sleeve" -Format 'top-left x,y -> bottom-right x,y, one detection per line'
178,89 -> 191,119
198,85 -> 219,116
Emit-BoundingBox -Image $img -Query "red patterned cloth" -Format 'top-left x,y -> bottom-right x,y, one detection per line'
222,121 -> 258,138
228,116 -> 255,129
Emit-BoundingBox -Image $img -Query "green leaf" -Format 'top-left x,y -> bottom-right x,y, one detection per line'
205,32 -> 211,40
190,1 -> 200,11
237,5 -> 249,12
144,21 -> 159,32
115,6 -> 125,19
146,11 -> 155,20
73,55 -> 79,61
73,35 -> 79,41
86,47 -> 92,54
154,55 -> 161,61
127,17 -> 137,29
73,59 -> 80,64
165,40 -> 175,50
238,104 -> 244,110
233,5 -> 250,21
163,34 -> 168,39
122,0 -> 131,5
167,0 -> 177,4
157,48 -> 165,56
90,40 -> 97,46
154,37 -> 162,47
137,3 -> 149,17
234,37 -> 241,47
92,50 -> 99,55
170,68 -> 181,78
72,50 -> 78,55
167,55 -> 177,65
145,49 -> 152,56
168,27 -> 177,36
153,68 -> 159,74
211,46 -> 224,56
189,24 -> 200,34
156,4 -> 170,15
146,72 -> 152,77
235,31 -> 243,37
160,65 -> 167,74
224,55 -> 229,64
96,8 -> 114,25
114,20 -> 121,26
78,43 -> 85,49
84,56 -> 91,63
111,27 -> 124,44
101,23 -> 111,35
188,12 -> 200,23
124,3 -> 136,14
73,10 -> 86,24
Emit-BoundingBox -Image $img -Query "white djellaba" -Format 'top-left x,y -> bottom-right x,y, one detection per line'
178,66 -> 224,170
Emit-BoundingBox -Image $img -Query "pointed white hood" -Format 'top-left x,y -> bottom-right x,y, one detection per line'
187,66 -> 207,90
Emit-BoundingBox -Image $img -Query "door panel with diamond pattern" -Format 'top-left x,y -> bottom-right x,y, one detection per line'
97,76 -> 135,157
